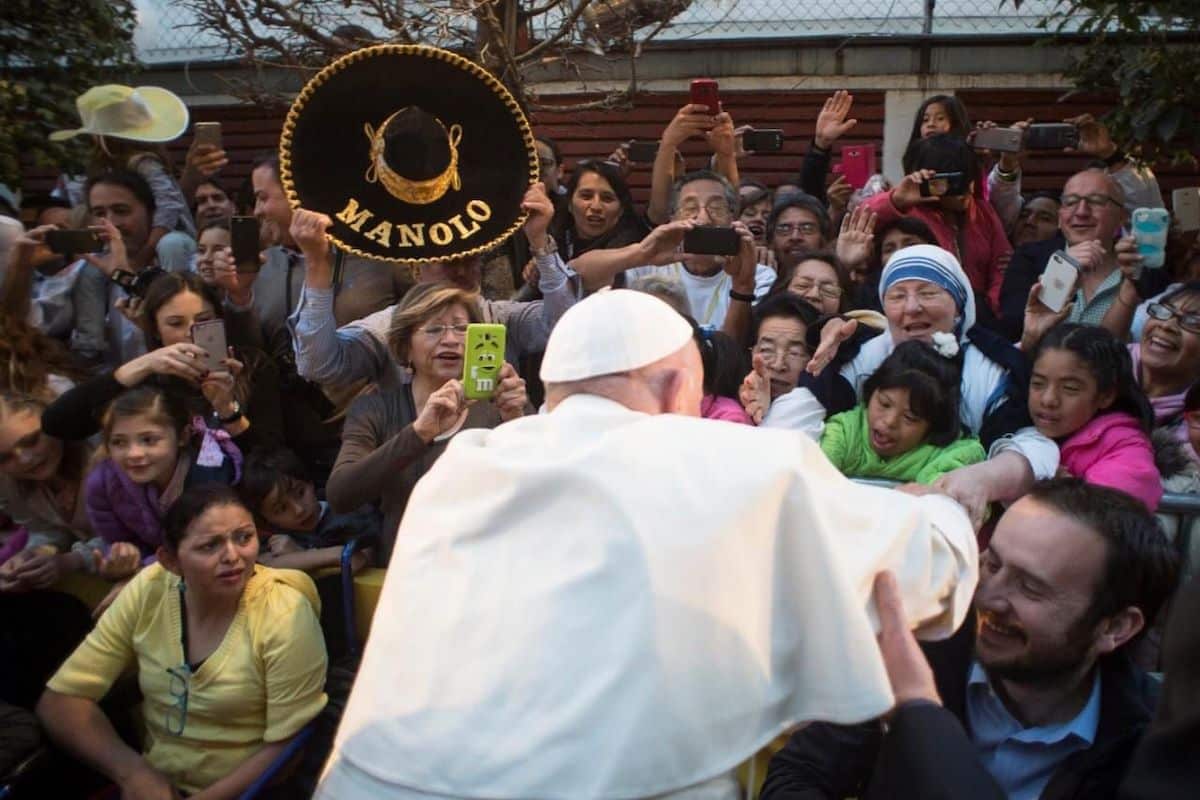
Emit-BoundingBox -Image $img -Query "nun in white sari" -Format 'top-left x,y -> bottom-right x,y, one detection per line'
317,290 -> 979,800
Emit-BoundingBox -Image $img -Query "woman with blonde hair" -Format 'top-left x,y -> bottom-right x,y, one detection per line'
327,283 -> 529,559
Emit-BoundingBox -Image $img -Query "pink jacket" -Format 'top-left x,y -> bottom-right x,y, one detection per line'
1059,412 -> 1163,511
701,395 -> 754,425
864,190 -> 1012,317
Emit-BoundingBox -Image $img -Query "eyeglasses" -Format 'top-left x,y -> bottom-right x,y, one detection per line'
789,279 -> 842,300
774,222 -> 821,237
676,199 -> 733,222
418,323 -> 470,338
165,665 -> 191,736
752,342 -> 810,367
882,286 -> 950,306
1146,303 -> 1200,334
1060,194 -> 1119,211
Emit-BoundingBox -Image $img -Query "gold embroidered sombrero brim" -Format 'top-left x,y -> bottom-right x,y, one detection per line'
280,45 -> 538,265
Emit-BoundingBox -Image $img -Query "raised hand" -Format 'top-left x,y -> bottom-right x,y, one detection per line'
826,174 -> 853,220
662,104 -> 715,149
723,220 -> 759,293
836,205 -> 877,274
491,362 -> 528,422
1063,114 -> 1115,159
412,379 -> 468,443
83,217 -> 130,278
289,208 -> 332,264
814,90 -> 858,150
1019,282 -> 1072,353
706,111 -> 737,158
890,170 -> 940,213
637,220 -> 694,266
521,182 -> 555,251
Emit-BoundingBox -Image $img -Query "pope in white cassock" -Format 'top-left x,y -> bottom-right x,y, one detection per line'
316,289 -> 979,800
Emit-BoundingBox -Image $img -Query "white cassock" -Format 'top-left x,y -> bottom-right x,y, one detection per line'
322,394 -> 978,799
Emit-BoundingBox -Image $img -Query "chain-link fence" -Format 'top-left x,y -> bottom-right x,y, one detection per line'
135,0 -> 1083,65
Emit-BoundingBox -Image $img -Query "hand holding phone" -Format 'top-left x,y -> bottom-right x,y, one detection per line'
1038,250 -> 1080,313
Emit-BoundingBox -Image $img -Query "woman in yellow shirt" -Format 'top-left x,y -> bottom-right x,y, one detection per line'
37,484 -> 327,799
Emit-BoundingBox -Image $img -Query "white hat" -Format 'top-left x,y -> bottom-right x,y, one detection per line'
540,289 -> 693,382
50,85 -> 189,144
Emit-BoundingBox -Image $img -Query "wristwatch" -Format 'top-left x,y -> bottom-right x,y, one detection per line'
531,234 -> 558,258
218,401 -> 244,425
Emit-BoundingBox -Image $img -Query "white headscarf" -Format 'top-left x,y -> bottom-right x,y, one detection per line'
879,244 -> 977,343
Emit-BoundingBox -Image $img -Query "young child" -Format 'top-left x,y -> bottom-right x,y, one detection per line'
1029,323 -> 1162,510
820,341 -> 985,483
692,323 -> 753,424
238,447 -> 379,573
84,386 -> 241,559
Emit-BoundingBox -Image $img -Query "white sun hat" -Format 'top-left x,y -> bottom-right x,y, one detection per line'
50,84 -> 189,144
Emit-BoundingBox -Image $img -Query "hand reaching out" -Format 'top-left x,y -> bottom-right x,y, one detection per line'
739,354 -> 772,425
806,317 -> 858,375
94,542 -> 141,581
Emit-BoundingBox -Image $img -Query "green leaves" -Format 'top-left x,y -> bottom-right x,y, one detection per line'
0,0 -> 139,188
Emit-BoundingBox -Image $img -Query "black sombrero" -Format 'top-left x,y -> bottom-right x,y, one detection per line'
280,45 -> 538,264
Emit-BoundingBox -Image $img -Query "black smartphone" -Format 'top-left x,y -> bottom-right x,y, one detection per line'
920,171 -> 968,198
231,216 -> 260,274
45,229 -> 103,255
683,225 -> 740,256
1024,123 -> 1080,150
627,141 -> 659,163
741,129 -> 785,153
128,266 -> 166,299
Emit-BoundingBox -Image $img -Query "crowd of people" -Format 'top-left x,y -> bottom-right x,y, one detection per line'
0,76 -> 1198,799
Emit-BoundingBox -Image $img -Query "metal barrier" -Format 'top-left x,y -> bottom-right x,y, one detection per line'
851,477 -> 1199,569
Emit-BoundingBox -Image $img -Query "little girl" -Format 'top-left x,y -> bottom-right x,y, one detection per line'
1029,323 -> 1162,510
85,386 -> 242,559
692,322 -> 753,424
820,341 -> 985,483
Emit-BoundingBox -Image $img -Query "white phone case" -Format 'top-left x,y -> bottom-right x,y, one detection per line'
1173,188 -> 1200,233
1039,251 -> 1079,313
191,320 -> 228,373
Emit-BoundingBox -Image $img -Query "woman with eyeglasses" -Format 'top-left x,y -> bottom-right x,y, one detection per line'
327,283 -> 529,560
767,251 -> 851,316
37,484 -> 327,800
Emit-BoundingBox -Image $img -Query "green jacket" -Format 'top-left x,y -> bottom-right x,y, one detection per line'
820,405 -> 986,485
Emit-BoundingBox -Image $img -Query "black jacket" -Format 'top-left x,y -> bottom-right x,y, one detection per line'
762,614 -> 1160,800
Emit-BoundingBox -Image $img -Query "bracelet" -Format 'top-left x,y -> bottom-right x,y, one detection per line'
530,234 -> 558,258
218,401 -> 244,425
729,289 -> 756,303
996,166 -> 1020,183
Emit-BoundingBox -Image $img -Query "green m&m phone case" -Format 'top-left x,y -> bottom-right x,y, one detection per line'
463,323 -> 506,400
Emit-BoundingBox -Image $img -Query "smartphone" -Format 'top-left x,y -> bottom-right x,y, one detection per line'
742,129 -> 784,153
971,127 -> 1024,153
1172,187 -> 1200,232
839,143 -> 876,190
45,228 -> 103,255
1024,123 -> 1079,150
463,323 -> 506,401
689,79 -> 720,113
683,225 -> 740,256
231,216 -> 261,273
1039,250 -> 1080,313
919,171 -> 968,198
193,121 -> 222,150
1131,207 -> 1171,269
627,141 -> 659,163
191,318 -> 229,373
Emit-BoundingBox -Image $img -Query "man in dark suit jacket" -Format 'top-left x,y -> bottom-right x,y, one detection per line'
763,479 -> 1178,800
